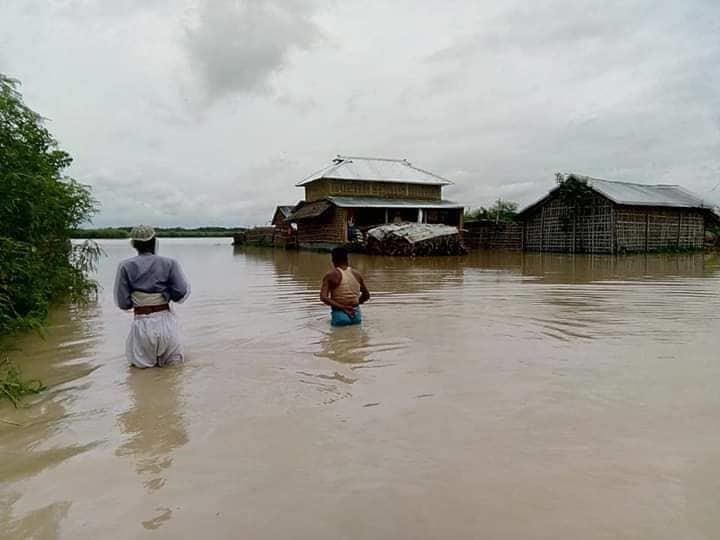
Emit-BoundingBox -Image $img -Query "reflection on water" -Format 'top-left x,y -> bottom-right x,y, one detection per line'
517,251 -> 712,283
0,493 -> 72,540
116,366 -> 188,493
2,240 -> 720,539
315,326 -> 372,365
0,304 -> 103,539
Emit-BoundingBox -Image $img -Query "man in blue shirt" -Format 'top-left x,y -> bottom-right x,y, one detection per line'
114,225 -> 190,368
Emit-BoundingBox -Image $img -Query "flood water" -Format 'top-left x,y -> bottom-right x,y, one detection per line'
2,238 -> 720,539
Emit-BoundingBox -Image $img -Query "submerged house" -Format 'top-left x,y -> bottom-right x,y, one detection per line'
272,205 -> 294,226
288,156 -> 463,249
271,205 -> 296,247
517,173 -> 718,254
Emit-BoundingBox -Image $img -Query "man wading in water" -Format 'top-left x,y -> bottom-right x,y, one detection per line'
320,247 -> 370,326
114,226 -> 190,368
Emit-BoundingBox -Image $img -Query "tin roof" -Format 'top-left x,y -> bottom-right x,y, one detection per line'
297,156 -> 453,186
287,200 -> 331,221
276,205 -> 294,218
519,173 -> 715,217
328,196 -> 463,209
572,174 -> 710,208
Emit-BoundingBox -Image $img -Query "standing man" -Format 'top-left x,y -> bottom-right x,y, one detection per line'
114,226 -> 190,368
320,247 -> 370,327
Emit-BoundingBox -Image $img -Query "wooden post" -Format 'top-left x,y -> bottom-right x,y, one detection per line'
645,212 -> 650,252
610,205 -> 616,254
384,208 -> 389,224
340,209 -> 348,244
677,213 -> 682,248
540,207 -> 546,252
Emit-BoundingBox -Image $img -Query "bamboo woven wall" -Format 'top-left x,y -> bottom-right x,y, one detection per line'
465,221 -> 523,250
616,208 -> 705,252
296,207 -> 347,246
304,179 -> 441,201
523,193 -> 613,253
522,194 -> 705,253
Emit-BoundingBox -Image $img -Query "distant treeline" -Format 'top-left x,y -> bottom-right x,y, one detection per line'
72,227 -> 248,239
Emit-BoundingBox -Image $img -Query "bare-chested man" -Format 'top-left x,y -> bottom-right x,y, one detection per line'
320,247 -> 370,326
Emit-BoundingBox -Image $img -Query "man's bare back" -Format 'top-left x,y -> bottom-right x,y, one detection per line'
320,248 -> 370,326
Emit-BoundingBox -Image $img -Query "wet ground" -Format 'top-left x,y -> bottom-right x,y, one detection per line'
2,239 -> 720,539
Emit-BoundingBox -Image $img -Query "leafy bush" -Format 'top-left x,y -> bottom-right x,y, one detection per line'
465,199 -> 519,223
0,73 -> 98,337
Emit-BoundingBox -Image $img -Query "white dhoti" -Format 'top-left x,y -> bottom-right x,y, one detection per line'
126,292 -> 184,368
126,311 -> 184,368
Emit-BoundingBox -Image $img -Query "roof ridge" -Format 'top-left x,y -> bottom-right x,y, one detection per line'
566,173 -> 680,189
336,155 -> 408,163
296,162 -> 342,185
404,163 -> 454,185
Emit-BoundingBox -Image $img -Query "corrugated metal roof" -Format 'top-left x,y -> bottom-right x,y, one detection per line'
287,200 -> 331,221
297,156 -> 453,186
519,173 -> 714,216
276,205 -> 294,218
567,174 -> 710,208
328,196 -> 462,209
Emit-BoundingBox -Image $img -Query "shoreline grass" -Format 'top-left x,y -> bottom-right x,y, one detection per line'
0,357 -> 46,407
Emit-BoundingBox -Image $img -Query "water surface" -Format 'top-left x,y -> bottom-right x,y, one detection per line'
2,239 -> 720,539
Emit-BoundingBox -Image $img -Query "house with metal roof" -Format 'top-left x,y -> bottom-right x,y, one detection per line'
287,156 -> 463,249
517,173 -> 718,253
272,206 -> 294,225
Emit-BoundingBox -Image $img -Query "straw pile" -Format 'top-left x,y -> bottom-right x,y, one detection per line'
366,223 -> 467,256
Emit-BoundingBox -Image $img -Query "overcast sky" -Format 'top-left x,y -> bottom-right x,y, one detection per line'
2,0 -> 719,227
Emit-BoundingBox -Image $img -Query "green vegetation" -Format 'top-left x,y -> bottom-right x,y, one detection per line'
1,73 -> 100,400
72,226 -> 247,239
1,73 -> 98,336
465,199 -> 519,223
0,357 -> 45,407
555,173 -> 597,234
708,225 -> 720,249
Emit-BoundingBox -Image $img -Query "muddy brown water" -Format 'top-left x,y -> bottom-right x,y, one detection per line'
2,239 -> 720,539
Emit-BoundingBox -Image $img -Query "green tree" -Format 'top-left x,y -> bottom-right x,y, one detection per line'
465,199 -> 519,223
0,74 -> 98,336
554,173 -> 596,235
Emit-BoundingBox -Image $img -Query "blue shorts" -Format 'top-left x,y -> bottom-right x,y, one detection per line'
331,307 -> 362,327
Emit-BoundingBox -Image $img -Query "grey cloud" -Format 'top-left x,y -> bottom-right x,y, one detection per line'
427,1 -> 712,62
184,0 -> 324,102
1,0 -> 718,227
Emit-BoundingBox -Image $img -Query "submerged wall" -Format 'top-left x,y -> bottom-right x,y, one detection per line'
521,191 -> 706,254
464,221 -> 523,251
296,207 -> 347,248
